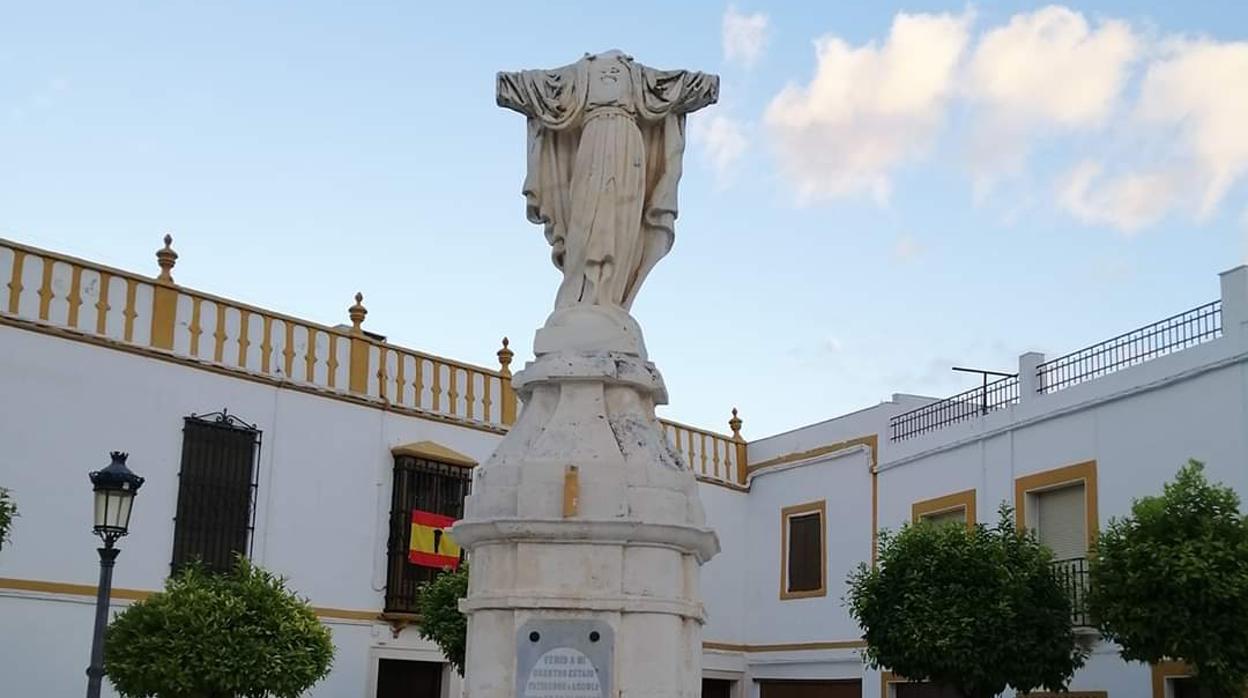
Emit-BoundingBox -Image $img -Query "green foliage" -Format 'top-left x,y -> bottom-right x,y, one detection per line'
848,504 -> 1086,698
1090,460 -> 1248,696
415,565 -> 469,675
104,557 -> 334,698
0,487 -> 16,551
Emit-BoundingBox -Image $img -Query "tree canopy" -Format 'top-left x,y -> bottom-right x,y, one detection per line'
1091,460 -> 1248,697
848,504 -> 1086,698
104,558 -> 334,698
415,564 -> 469,675
0,487 -> 16,551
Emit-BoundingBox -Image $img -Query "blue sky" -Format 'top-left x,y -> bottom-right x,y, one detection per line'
3,2 -> 1246,437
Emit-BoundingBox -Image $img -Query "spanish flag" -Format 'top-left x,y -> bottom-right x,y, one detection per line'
409,510 -> 462,570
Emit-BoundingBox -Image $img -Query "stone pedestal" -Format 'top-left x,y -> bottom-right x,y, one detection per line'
454,307 -> 719,698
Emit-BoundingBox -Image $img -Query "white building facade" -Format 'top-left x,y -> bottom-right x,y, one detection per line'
1,235 -> 1245,698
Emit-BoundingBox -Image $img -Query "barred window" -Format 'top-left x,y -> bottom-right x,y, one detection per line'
171,412 -> 261,574
385,455 -> 472,613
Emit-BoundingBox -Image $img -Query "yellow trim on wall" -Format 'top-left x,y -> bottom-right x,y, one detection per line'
744,434 -> 880,565
1152,661 -> 1193,698
912,489 -> 977,530
780,499 -> 828,600
702,639 -> 866,653
879,671 -> 903,698
0,576 -> 379,622
390,440 -> 477,468
0,576 -> 151,601
1149,661 -> 1248,698
1014,460 -> 1099,550
748,434 -> 877,472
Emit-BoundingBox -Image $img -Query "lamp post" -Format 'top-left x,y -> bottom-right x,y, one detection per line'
85,451 -> 144,698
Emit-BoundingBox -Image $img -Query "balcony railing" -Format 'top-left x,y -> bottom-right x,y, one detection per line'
889,375 -> 1020,441
1051,556 -> 1093,628
1037,300 -> 1222,394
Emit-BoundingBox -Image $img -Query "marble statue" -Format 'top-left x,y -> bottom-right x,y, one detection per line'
497,50 -> 718,310
457,52 -> 720,698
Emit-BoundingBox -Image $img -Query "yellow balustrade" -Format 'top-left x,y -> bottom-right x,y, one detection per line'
661,415 -> 746,488
0,236 -> 748,483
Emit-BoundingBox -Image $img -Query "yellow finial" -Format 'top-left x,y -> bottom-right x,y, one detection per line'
348,292 -> 367,332
497,336 -> 514,376
155,233 -> 178,284
729,407 -> 743,441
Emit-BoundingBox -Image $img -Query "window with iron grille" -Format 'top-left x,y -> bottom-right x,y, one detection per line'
171,411 -> 261,574
385,456 -> 472,613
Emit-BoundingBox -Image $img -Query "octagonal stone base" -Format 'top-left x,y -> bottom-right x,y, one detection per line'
454,307 -> 718,698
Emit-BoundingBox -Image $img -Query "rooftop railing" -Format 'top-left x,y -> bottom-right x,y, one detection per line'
890,298 -> 1224,442
1036,300 -> 1222,394
889,375 -> 1020,442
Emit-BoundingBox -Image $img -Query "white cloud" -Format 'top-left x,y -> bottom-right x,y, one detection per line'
1137,39 -> 1248,218
694,114 -> 749,179
966,7 -> 1139,180
1052,36 -> 1248,232
723,7 -> 770,69
764,11 -> 971,203
1057,160 -> 1180,233
759,7 -> 1248,233
969,7 -> 1138,127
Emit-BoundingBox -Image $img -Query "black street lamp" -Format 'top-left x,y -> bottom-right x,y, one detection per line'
85,451 -> 144,698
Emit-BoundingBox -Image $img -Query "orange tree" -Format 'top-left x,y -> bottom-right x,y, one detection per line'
104,558 -> 334,698
415,564 -> 469,675
848,504 -> 1086,698
1091,460 -> 1248,697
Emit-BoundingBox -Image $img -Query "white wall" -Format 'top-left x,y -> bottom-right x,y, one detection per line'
744,448 -> 873,646
871,325 -> 1248,696
698,482 -> 748,645
0,593 -> 123,698
0,323 -> 759,696
0,324 -> 504,606
6,267 -> 1246,697
712,270 -> 1248,696
0,324 -> 505,696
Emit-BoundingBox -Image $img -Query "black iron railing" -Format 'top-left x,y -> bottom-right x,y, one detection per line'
171,411 -> 261,574
1051,557 -> 1093,628
889,375 -> 1020,441
1037,300 -> 1222,394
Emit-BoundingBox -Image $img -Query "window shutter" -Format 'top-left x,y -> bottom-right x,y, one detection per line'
922,508 -> 966,527
787,513 -> 822,592
1037,484 -> 1086,560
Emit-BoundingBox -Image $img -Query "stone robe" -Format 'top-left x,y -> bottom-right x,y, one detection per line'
497,51 -> 718,310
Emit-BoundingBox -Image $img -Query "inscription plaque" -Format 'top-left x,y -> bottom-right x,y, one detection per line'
516,619 -> 613,698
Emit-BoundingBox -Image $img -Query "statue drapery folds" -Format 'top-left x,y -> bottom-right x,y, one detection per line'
497,50 -> 718,310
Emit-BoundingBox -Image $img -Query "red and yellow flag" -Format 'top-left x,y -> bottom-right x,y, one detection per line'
409,510 -> 462,569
